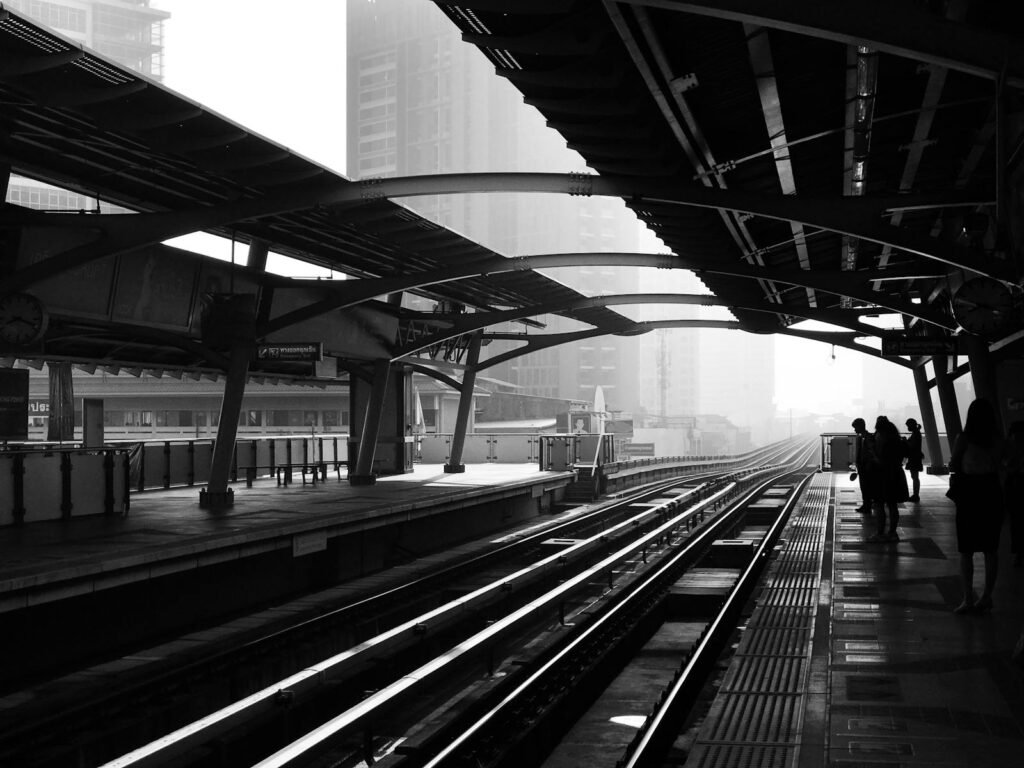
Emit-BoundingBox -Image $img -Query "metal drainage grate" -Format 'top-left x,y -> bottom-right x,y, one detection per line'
687,743 -> 793,768
758,584 -> 817,608
704,692 -> 802,742
736,627 -> 812,657
747,605 -> 814,630
720,655 -> 806,694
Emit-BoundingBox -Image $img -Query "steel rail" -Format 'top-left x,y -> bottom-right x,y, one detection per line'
252,464 -> 806,767
92,443 -> 808,768
246,479 -> 750,768
617,469 -> 816,767
99,477 -> 742,768
408,469 -> 804,768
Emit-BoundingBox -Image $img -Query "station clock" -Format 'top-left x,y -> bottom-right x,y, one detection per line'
950,277 -> 1014,337
0,292 -> 49,346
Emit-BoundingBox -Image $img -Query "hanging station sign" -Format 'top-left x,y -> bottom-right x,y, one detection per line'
254,342 -> 324,362
880,336 -> 958,357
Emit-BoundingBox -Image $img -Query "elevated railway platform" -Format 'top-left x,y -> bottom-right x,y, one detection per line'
0,464 -> 573,682
679,471 -> 1024,768
0,463 -> 575,613
5,458 -> 1024,768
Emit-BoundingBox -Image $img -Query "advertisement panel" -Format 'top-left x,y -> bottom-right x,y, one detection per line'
0,368 -> 29,441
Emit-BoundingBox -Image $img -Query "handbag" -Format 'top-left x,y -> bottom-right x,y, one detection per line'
945,473 -> 961,502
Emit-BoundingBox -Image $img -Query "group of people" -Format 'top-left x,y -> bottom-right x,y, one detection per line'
850,399 -> 1024,618
850,414 -> 922,543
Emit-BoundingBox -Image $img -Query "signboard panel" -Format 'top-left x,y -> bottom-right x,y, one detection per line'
255,342 -> 323,362
621,442 -> 655,456
605,418 -> 634,436
881,337 -> 957,357
0,368 -> 29,441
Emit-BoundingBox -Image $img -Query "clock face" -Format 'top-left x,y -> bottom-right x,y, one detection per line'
0,292 -> 48,346
951,278 -> 1014,336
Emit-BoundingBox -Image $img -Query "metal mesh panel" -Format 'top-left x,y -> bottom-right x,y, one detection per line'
686,744 -> 794,768
721,655 -> 807,694
704,692 -> 802,742
690,473 -> 832,768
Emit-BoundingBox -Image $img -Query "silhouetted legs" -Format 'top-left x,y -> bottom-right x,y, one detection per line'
955,551 -> 998,613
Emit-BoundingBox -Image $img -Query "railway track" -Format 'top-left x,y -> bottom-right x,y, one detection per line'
4,439 -> 816,768
249,457 -> 818,767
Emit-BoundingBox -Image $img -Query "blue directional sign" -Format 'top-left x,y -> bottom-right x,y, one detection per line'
255,342 -> 323,362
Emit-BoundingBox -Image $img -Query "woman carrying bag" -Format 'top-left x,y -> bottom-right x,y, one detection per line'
948,398 -> 1004,614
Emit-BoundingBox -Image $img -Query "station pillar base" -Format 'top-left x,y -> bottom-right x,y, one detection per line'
199,487 -> 234,510
349,474 -> 377,486
444,464 -> 466,474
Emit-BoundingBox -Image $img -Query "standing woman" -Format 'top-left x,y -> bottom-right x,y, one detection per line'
949,398 -> 1003,614
905,418 -> 924,503
868,415 -> 909,542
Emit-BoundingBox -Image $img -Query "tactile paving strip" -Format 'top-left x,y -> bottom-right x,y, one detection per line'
688,473 -> 831,768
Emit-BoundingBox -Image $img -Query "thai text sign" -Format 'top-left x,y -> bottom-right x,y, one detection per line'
255,342 -> 323,362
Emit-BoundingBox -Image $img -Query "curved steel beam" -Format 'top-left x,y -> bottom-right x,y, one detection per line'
405,362 -> 463,392
777,326 -> 911,368
476,319 -> 741,371
476,320 -> 907,372
390,292 -> 886,360
5,172 -> 1001,293
336,174 -> 1001,276
265,250 -> 952,336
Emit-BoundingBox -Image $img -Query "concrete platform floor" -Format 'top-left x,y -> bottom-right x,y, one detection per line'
825,471 -> 1024,767
0,463 -> 571,609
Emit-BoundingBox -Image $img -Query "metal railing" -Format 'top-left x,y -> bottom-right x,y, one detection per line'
0,446 -> 131,524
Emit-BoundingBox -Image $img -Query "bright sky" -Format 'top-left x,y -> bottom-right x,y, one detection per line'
148,0 -> 915,417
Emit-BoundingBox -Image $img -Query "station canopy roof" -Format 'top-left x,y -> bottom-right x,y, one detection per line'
0,8 -> 637,378
435,0 -> 1024,352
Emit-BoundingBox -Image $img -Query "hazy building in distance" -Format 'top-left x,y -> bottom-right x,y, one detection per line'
696,329 -> 775,446
634,268 -> 702,422
346,0 -> 644,412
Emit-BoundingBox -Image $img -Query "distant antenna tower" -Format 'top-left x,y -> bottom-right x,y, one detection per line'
658,330 -> 668,422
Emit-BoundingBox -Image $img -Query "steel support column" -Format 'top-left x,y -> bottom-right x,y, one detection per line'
932,354 -> 962,447
201,336 -> 253,509
201,242 -> 266,509
445,332 -> 482,474
965,334 -> 1000,414
911,362 -> 945,470
350,359 -> 391,486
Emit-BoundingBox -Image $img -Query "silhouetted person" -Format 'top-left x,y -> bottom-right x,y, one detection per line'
868,415 -> 909,542
1005,421 -> 1024,568
904,418 -> 924,503
851,418 -> 874,514
949,398 -> 1003,614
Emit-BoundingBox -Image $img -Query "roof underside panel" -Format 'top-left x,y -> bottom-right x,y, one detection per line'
437,0 -> 1015,337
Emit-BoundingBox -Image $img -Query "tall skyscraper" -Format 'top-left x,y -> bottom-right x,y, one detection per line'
347,0 -> 643,412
